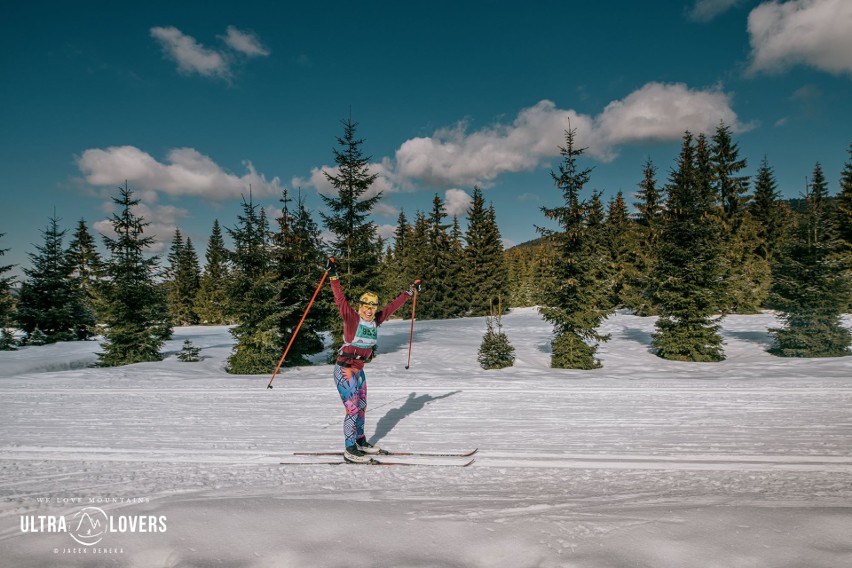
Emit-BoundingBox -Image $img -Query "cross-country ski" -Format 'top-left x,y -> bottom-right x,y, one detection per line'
293,448 -> 478,458
280,457 -> 476,467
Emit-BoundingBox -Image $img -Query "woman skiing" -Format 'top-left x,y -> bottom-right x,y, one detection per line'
326,257 -> 419,463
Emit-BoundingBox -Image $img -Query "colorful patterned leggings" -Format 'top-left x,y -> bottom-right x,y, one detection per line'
333,365 -> 367,447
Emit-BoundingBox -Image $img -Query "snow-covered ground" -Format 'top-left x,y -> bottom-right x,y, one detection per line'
1,307 -> 851,567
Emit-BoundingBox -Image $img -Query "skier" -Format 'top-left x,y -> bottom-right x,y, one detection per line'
326,257 -> 419,463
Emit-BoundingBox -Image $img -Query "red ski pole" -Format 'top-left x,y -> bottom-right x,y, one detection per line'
405,280 -> 421,370
267,266 -> 330,389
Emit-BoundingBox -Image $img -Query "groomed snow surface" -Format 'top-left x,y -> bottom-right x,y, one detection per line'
1,308 -> 851,567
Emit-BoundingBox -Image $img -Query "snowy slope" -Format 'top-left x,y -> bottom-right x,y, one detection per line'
1,308 -> 851,567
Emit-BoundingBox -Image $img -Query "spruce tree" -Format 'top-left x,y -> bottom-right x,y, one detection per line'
838,144 -> 852,247
837,144 -> 852,312
651,132 -> 726,362
194,219 -> 231,325
446,216 -> 468,317
604,192 -> 640,310
769,163 -> 851,357
629,158 -> 664,315
464,187 -> 509,315
585,190 -> 616,315
226,196 -> 281,374
165,229 -> 201,326
417,194 -> 455,320
0,233 -> 17,349
17,214 -> 89,343
537,127 -> 612,369
270,189 -> 329,366
751,157 -> 792,266
384,210 -> 415,300
97,184 -> 172,366
65,219 -> 101,339
319,115 -> 383,293
709,123 -> 767,313
712,122 -> 750,219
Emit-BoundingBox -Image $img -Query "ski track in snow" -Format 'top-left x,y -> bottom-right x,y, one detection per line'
1,308 -> 851,567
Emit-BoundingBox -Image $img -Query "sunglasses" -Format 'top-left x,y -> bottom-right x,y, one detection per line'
360,301 -> 378,308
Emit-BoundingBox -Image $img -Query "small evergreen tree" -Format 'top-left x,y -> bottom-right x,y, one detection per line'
177,339 -> 201,362
16,214 -> 88,343
478,300 -> 515,370
651,132 -> 726,362
537,126 -> 612,369
194,220 -> 231,325
97,184 -> 172,366
769,163 -> 851,357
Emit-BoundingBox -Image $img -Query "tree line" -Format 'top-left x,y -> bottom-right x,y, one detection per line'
0,119 -> 849,371
508,125 -> 851,367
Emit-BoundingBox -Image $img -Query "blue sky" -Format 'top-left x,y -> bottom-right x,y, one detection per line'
2,0 -> 851,278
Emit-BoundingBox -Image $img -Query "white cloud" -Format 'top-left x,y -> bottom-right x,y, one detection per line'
150,26 -> 230,78
747,0 -> 852,76
77,145 -> 282,200
151,25 -> 270,80
220,26 -> 270,57
444,189 -> 473,217
388,82 -> 745,188
594,82 -> 746,150
394,101 -> 589,187
687,0 -> 742,22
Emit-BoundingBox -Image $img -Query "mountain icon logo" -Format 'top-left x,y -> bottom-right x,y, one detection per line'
69,506 -> 108,546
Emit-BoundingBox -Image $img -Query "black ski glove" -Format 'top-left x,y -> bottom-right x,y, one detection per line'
326,257 -> 339,280
407,279 -> 422,296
